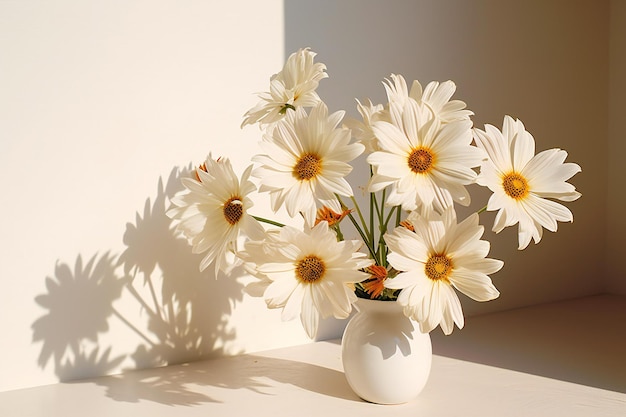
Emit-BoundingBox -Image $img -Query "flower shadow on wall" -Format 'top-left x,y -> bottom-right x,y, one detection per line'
31,167 -> 254,405
117,167 -> 244,370
31,253 -> 127,382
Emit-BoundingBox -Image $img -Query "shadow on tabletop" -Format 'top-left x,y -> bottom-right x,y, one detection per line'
31,166 -> 248,403
81,353 -> 359,405
430,295 -> 626,394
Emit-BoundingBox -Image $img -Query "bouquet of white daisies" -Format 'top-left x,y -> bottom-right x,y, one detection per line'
167,48 -> 581,339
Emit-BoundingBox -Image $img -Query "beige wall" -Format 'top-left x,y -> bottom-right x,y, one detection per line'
0,0 -> 312,392
607,0 -> 626,294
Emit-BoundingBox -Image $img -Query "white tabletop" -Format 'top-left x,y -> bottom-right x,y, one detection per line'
1,294 -> 625,416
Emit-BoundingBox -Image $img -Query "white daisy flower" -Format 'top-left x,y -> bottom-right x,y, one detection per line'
384,208 -> 503,335
343,98 -> 388,153
240,222 -> 373,339
242,48 -> 328,128
473,116 -> 582,250
367,94 -> 485,213
348,75 -> 473,159
252,102 -> 365,224
167,155 -> 264,275
384,74 -> 473,124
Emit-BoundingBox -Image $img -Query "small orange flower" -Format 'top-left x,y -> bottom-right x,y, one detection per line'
194,157 -> 224,182
362,265 -> 388,299
400,220 -> 415,232
314,206 -> 351,227
194,162 -> 208,182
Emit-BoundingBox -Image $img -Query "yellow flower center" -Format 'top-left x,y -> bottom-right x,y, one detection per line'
293,153 -> 322,181
223,197 -> 243,225
408,147 -> 435,174
425,254 -> 453,282
502,172 -> 529,200
296,255 -> 326,283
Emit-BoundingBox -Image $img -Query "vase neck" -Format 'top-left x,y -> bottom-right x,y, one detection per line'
355,297 -> 405,316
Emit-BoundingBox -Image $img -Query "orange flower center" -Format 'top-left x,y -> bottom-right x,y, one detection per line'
223,197 -> 243,225
296,255 -> 326,283
425,254 -> 453,282
502,172 -> 529,200
293,153 -> 322,181
408,147 -> 434,174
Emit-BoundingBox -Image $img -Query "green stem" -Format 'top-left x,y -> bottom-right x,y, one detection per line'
345,211 -> 378,260
334,224 -> 344,241
395,205 -> 402,227
349,195 -> 371,239
279,103 -> 296,114
378,189 -> 387,229
371,192 -> 381,263
335,195 -> 376,258
369,166 -> 375,251
476,205 -> 488,215
383,206 -> 397,230
370,190 -> 387,265
369,192 -> 375,252
252,215 -> 285,228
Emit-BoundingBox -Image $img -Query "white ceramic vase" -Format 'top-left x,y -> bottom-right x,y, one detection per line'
341,297 -> 432,404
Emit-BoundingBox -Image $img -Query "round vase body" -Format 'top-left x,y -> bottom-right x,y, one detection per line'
341,298 -> 432,404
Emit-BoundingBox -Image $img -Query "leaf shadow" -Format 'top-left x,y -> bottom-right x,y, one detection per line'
31,165 -> 246,392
